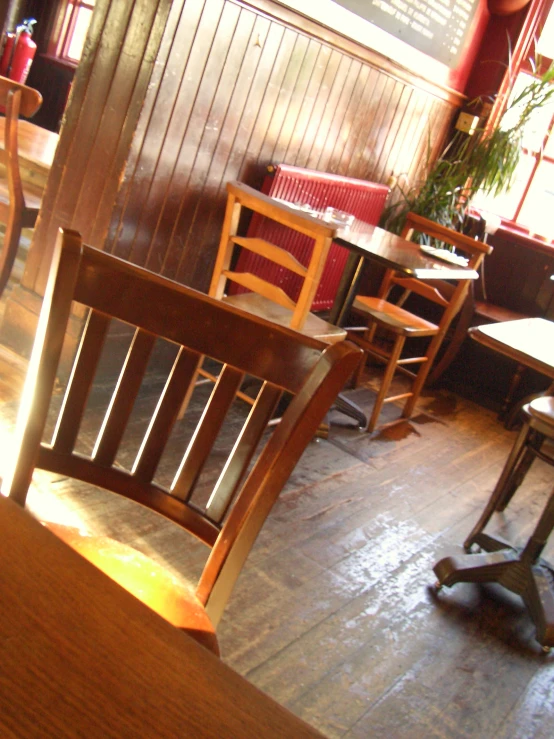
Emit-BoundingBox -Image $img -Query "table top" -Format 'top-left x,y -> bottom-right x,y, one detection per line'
0,117 -> 59,171
335,220 -> 479,280
469,317 -> 554,379
0,495 -> 325,738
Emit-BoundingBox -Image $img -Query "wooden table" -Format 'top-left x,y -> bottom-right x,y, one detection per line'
0,495 -> 326,738
469,317 -> 554,380
436,321 -> 554,649
0,117 -> 59,189
329,219 -> 478,325
469,317 -> 554,425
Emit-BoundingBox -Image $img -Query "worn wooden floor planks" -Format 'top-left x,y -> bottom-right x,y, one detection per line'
1,334 -> 554,738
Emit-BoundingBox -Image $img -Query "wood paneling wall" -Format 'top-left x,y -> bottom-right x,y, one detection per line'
3,0 -> 463,354
103,0 -> 461,292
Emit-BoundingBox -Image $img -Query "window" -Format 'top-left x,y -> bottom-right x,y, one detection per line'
51,0 -> 95,64
474,3 -> 554,241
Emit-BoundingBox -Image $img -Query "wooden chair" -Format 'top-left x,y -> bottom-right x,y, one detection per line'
211,181 -> 346,341
426,216 -> 531,412
434,396 -> 554,651
348,212 -> 492,432
2,228 -> 362,656
0,75 -> 43,296
183,180 -> 347,413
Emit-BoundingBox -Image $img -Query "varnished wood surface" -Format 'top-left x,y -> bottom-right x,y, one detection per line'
331,221 -> 479,326
4,230 -> 360,649
211,181 -> 345,342
2,323 -> 554,737
470,318 -> 554,380
0,117 -> 59,174
22,0 -> 172,296
335,222 -> 480,280
0,495 -> 325,739
476,229 -> 554,319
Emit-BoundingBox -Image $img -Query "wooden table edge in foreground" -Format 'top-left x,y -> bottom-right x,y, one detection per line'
0,495 -> 326,739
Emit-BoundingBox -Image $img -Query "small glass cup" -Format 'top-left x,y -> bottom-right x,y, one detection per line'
323,207 -> 355,227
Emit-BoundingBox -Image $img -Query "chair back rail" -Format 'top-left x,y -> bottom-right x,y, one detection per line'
0,76 -> 43,295
397,212 -> 493,364
4,228 -> 361,625
383,212 -> 494,329
0,75 -> 42,117
230,164 -> 390,311
210,181 -> 337,332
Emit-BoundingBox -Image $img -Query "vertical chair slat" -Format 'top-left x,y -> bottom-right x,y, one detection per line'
132,346 -> 202,484
205,382 -> 282,523
51,310 -> 110,453
93,329 -> 156,467
171,365 -> 245,502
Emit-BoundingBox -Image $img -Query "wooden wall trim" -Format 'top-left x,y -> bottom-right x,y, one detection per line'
235,0 -> 467,105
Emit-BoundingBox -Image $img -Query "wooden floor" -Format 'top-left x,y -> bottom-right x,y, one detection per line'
1,283 -> 554,737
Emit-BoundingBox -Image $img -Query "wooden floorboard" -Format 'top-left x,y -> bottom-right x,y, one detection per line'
1,301 -> 554,737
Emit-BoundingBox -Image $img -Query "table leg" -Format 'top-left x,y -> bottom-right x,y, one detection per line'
329,252 -> 364,327
327,252 -> 368,428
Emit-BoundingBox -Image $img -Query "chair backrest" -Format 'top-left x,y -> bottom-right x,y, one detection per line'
380,212 -> 493,328
229,165 -> 390,311
3,228 -> 361,626
0,75 -> 42,207
209,181 -> 338,331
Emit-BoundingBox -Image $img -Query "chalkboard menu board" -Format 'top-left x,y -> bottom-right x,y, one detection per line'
332,0 -> 479,67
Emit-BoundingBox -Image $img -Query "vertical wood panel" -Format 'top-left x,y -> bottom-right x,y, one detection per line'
305,54 -> 355,172
264,36 -> 316,166
105,0 -> 206,261
169,7 -> 260,281
283,44 -> 335,166
13,0 -> 461,331
325,64 -> 371,175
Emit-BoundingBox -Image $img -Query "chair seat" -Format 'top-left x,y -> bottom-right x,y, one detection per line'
44,522 -> 220,656
474,299 -> 527,324
0,179 -> 43,212
224,292 -> 347,343
528,395 -> 554,426
353,296 -> 438,337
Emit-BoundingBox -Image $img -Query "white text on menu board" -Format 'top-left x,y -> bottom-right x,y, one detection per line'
371,0 -> 473,56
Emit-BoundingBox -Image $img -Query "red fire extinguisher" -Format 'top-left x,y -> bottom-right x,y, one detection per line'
0,18 -> 37,85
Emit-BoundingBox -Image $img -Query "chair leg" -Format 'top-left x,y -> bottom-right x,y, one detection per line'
402,332 -> 443,419
367,334 -> 405,432
351,322 -> 377,387
0,213 -> 23,297
427,295 -> 474,386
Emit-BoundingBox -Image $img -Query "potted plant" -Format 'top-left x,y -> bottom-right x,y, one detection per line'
381,58 -> 554,240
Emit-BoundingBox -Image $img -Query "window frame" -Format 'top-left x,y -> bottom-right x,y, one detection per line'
46,0 -> 95,65
474,0 -> 554,241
